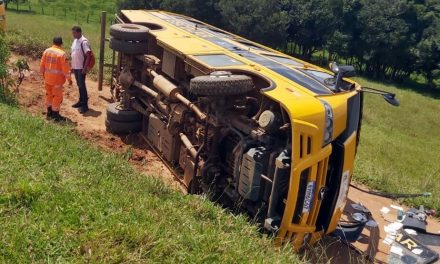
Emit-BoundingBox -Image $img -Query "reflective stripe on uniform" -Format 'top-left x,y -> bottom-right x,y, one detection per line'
45,68 -> 64,75
45,48 -> 65,56
46,57 -> 57,64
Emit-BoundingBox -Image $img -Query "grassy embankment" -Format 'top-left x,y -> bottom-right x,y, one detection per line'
0,104 -> 300,262
353,77 -> 440,211
2,13 -> 303,263
7,0 -> 118,24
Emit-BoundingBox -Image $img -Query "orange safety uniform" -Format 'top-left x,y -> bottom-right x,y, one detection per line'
40,45 -> 71,112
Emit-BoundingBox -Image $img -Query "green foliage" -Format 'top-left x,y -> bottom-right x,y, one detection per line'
115,0 -> 440,86
5,12 -> 114,80
281,0 -> 339,59
9,0 -> 439,86
0,104 -> 301,263
6,29 -> 46,59
0,34 -> 16,105
413,4 -> 440,88
13,57 -> 30,87
218,0 -> 289,47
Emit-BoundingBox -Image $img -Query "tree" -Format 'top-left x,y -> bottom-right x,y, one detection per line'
218,0 -> 289,47
117,0 -> 162,10
161,0 -> 222,26
282,0 -> 339,59
115,0 -> 440,86
414,19 -> 440,87
411,0 -> 440,87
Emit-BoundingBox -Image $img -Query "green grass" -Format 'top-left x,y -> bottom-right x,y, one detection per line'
0,102 -> 300,263
5,11 -> 113,79
4,7 -> 440,249
354,77 -> 440,211
8,0 -> 118,23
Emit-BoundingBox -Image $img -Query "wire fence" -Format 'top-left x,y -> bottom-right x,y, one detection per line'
6,3 -> 116,24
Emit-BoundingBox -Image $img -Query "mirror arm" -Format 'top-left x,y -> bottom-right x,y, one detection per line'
361,87 -> 395,97
361,86 -> 400,107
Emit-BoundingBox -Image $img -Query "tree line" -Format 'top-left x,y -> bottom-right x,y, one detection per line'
118,0 -> 440,87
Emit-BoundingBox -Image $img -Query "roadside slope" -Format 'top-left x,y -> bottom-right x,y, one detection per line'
0,103 -> 300,263
354,77 -> 440,211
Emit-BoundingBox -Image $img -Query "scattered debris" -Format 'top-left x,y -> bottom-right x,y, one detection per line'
381,207 -> 391,215
384,222 -> 404,235
391,205 -> 404,211
404,229 -> 418,235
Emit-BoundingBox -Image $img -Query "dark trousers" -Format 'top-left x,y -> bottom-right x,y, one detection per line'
73,69 -> 88,107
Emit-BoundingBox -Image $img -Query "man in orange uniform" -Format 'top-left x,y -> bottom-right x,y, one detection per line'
40,37 -> 72,122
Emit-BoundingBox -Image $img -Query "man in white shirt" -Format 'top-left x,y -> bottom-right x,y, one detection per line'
71,25 -> 91,114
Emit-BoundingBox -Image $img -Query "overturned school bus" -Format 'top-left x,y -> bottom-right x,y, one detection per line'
104,10 -> 399,248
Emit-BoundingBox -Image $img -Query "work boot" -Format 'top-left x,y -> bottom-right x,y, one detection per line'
51,111 -> 67,122
71,101 -> 82,108
46,107 -> 54,120
78,105 -> 89,114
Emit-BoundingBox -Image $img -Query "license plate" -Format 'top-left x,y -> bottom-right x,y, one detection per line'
302,181 -> 316,213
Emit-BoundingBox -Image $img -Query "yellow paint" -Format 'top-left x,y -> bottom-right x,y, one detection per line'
396,233 -> 419,250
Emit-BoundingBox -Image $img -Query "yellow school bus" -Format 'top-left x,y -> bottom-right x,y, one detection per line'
104,10 -> 398,249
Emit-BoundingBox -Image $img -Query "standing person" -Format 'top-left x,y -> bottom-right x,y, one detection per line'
40,36 -> 72,122
71,25 -> 91,114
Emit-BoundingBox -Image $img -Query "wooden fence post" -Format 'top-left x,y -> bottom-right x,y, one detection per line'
98,11 -> 107,91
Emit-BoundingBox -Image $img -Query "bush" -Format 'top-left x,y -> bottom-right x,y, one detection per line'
6,29 -> 46,59
0,34 -> 16,105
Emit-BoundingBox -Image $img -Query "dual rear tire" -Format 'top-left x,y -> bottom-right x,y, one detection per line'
105,102 -> 142,134
109,24 -> 149,54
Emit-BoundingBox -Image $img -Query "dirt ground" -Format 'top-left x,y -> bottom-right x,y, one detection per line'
12,57 -> 440,263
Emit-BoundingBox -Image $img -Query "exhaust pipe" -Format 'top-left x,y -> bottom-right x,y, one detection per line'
119,67 -> 207,121
148,69 -> 207,121
179,133 -> 198,159
133,80 -> 159,98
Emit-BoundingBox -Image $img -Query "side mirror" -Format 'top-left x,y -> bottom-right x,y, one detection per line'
383,93 -> 400,107
329,62 -> 356,91
361,87 -> 400,107
329,62 -> 339,73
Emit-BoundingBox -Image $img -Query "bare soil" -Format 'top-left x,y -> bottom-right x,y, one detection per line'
12,56 -> 440,263
12,56 -> 183,192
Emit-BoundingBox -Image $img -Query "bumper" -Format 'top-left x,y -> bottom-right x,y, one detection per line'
276,120 -> 358,249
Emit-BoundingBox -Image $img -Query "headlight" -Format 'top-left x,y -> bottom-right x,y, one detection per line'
321,100 -> 334,146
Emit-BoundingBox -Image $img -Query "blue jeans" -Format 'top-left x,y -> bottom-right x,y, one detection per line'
73,69 -> 88,107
